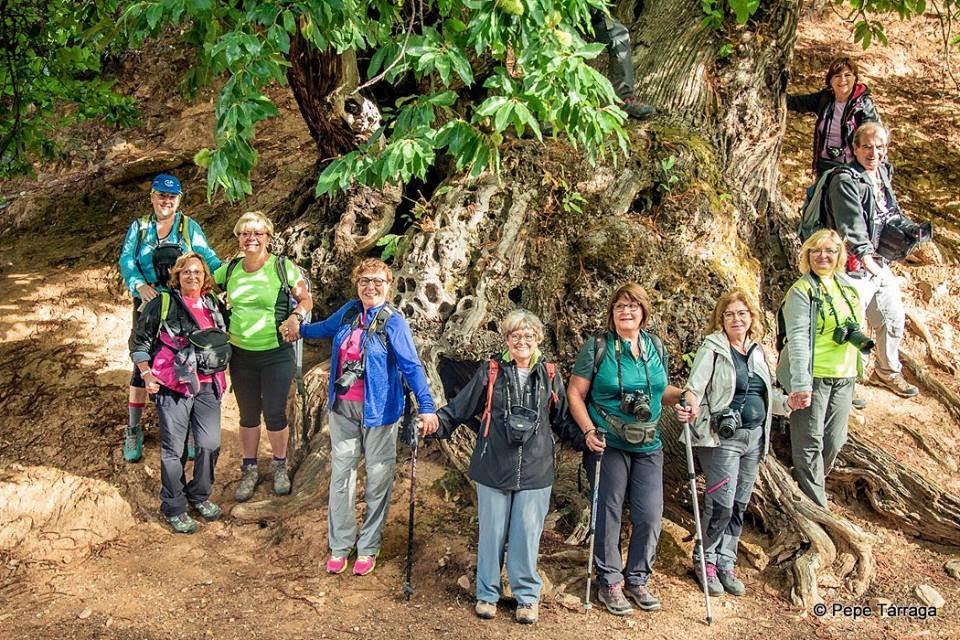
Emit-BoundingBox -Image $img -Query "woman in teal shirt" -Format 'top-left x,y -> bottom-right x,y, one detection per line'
567,282 -> 691,616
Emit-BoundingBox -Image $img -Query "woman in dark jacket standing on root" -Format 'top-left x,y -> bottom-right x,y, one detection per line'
437,309 -> 583,625
130,253 -> 228,533
787,57 -> 880,176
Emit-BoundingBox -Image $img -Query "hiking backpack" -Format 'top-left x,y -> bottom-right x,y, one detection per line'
797,167 -> 853,242
589,331 -> 668,378
135,213 -> 193,286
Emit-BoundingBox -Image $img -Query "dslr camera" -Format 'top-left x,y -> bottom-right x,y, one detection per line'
833,319 -> 875,355
334,359 -> 364,395
620,391 -> 652,422
825,146 -> 845,160
711,407 -> 742,439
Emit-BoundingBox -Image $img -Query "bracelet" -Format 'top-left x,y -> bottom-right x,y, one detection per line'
583,428 -> 596,437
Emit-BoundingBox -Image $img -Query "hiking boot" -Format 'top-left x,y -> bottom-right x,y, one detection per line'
623,582 -> 661,611
475,600 -> 497,620
694,562 -> 725,596
123,426 -> 143,463
353,555 -> 376,576
515,602 -> 539,624
326,555 -> 348,575
597,582 -> 633,616
166,512 -> 198,534
191,500 -> 222,521
271,459 -> 291,495
852,394 -> 867,410
717,567 -> 745,596
621,96 -> 656,120
870,371 -> 919,398
234,465 -> 259,502
186,430 -> 196,460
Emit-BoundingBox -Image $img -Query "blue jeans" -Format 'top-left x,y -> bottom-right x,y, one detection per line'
475,483 -> 552,605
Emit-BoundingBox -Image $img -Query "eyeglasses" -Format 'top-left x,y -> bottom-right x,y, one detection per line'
508,332 -> 538,344
181,269 -> 204,277
357,277 -> 388,287
809,247 -> 839,256
614,303 -> 641,313
722,310 -> 751,320
239,231 -> 268,239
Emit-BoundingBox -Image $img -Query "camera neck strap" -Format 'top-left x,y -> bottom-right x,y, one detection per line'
614,335 -> 652,406
809,274 -> 857,334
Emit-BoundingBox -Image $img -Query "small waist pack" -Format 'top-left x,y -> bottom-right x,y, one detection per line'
506,405 -> 539,447
605,414 -> 657,446
876,217 -> 933,262
188,328 -> 232,375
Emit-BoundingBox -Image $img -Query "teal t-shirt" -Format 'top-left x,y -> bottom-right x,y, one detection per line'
214,254 -> 302,351
572,332 -> 668,453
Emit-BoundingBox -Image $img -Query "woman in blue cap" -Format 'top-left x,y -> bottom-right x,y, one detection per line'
118,174 -> 221,463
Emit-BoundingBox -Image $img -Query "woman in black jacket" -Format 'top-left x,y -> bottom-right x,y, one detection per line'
129,253 -> 229,533
787,56 -> 881,176
437,309 -> 582,625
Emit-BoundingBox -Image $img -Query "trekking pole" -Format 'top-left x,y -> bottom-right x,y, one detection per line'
583,430 -> 605,611
402,395 -> 419,601
293,338 -> 308,443
680,394 -> 713,625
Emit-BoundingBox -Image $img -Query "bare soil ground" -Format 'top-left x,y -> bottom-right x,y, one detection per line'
2,9 -> 960,640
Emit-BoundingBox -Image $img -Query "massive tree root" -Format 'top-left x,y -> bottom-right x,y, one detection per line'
830,431 -> 960,546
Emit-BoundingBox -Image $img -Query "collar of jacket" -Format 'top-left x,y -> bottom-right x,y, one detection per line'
357,300 -> 389,325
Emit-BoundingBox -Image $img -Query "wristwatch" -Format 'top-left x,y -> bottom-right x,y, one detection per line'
292,311 -> 306,323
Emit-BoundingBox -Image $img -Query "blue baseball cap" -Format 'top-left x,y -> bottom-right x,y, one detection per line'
151,174 -> 182,195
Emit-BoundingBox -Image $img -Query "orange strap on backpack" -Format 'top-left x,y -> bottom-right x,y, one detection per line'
481,360 -> 557,438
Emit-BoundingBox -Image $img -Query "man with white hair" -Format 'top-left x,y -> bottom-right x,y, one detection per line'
826,122 -> 918,398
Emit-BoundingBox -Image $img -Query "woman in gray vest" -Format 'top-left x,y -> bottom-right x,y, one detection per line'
682,289 -> 789,597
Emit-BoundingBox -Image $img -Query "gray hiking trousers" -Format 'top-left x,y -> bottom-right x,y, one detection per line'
327,409 -> 399,557
789,377 -> 855,507
590,9 -> 635,100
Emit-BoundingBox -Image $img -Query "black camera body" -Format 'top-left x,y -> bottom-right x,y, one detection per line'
876,217 -> 933,262
334,359 -> 364,394
711,408 -> 742,439
825,145 -> 845,160
620,391 -> 652,422
833,319 -> 875,355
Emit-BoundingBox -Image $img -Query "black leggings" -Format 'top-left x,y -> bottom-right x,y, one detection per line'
230,345 -> 294,431
130,298 -> 145,388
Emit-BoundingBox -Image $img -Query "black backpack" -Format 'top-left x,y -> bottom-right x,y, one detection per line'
587,330 -> 668,380
797,166 -> 862,242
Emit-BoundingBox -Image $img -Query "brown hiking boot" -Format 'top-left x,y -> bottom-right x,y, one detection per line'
621,96 -> 656,120
597,582 -> 633,616
515,602 -> 539,624
870,371 -> 919,398
475,600 -> 497,619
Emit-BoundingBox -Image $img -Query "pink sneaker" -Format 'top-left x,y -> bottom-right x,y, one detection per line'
326,555 -> 348,575
353,555 -> 376,576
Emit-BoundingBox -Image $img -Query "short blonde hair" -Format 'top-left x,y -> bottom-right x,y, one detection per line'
706,289 -> 764,340
167,252 -> 215,294
352,257 -> 394,284
500,309 -> 545,342
233,211 -> 275,238
799,228 -> 847,276
605,282 -> 651,332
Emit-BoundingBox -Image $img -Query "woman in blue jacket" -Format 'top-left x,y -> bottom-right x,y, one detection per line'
118,174 -> 220,463
300,258 -> 437,577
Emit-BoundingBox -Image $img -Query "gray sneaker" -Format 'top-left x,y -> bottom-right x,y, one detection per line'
234,465 -> 259,502
271,459 -> 291,495
694,562 -> 725,596
623,582 -> 661,611
717,568 -> 745,596
870,371 -> 919,398
597,582 -> 633,616
515,602 -> 539,624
